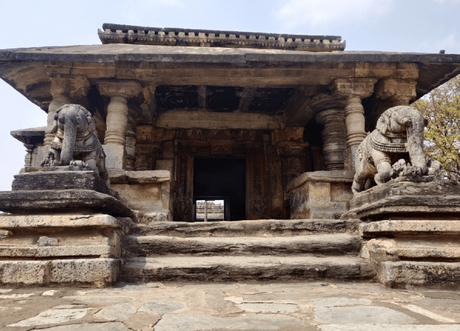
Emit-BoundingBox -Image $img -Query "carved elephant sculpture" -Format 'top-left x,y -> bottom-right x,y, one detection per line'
352,105 -> 428,194
42,104 -> 108,181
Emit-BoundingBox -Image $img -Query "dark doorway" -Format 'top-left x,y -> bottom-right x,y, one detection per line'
193,157 -> 246,221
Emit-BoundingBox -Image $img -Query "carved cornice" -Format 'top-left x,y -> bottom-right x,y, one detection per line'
98,23 -> 346,52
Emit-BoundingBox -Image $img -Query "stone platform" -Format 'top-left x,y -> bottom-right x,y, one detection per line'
0,171 -> 131,217
349,180 -> 460,288
0,170 -> 133,286
0,214 -> 131,286
348,180 -> 460,221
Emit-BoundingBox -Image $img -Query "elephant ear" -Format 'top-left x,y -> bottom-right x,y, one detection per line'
86,115 -> 96,132
50,120 -> 58,134
376,114 -> 388,134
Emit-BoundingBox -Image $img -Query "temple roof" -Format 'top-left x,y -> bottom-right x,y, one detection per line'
1,25 -> 460,128
98,23 -> 345,52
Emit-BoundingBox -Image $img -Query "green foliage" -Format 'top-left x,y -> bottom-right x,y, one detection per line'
413,74 -> 460,182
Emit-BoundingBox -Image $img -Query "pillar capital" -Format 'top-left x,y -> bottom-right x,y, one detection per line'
375,78 -> 417,106
49,74 -> 90,99
329,78 -> 377,99
97,80 -> 142,99
311,93 -> 347,113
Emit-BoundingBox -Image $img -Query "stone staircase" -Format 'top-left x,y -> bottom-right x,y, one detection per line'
120,219 -> 374,283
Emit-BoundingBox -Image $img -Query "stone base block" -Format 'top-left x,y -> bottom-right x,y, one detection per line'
366,238 -> 460,262
348,180 -> 460,220
12,170 -> 113,196
376,261 -> 460,289
0,189 -> 132,216
0,213 -> 130,229
361,220 -> 460,237
133,210 -> 173,223
109,170 -> 173,217
0,258 -> 119,286
287,170 -> 354,219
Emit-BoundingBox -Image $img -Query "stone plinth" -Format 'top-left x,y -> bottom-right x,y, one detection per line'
12,171 -> 113,196
0,214 -> 131,286
348,180 -> 460,221
0,189 -> 131,217
287,170 -> 354,219
352,180 -> 460,288
109,170 -> 173,222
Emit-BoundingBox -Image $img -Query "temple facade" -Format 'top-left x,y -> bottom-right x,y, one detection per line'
2,25 -> 460,287
3,23 -> 460,223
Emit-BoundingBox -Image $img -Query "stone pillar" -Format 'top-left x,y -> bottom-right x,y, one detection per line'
316,109 -> 346,170
44,75 -> 89,146
329,78 -> 377,170
125,106 -> 141,170
98,81 -> 142,170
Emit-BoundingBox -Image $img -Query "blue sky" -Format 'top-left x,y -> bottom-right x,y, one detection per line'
1,0 -> 460,189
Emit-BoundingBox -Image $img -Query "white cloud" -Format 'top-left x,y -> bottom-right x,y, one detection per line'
436,34 -> 460,54
274,0 -> 393,29
142,0 -> 183,5
433,0 -> 460,4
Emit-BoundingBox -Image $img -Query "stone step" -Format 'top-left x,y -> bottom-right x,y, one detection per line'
361,220 -> 460,237
376,261 -> 460,288
366,238 -> 460,262
126,234 -> 362,257
120,255 -> 373,282
130,219 -> 358,237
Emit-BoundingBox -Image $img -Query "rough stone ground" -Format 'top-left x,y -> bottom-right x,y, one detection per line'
2,281 -> 460,331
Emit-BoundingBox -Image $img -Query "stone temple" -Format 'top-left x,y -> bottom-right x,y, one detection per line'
1,23 -> 460,288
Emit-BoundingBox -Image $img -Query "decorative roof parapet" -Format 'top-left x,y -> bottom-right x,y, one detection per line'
98,23 -> 346,52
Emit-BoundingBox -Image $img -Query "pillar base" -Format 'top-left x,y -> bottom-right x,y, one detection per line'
286,170 -> 354,219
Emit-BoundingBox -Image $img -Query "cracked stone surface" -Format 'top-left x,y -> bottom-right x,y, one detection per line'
137,301 -> 184,314
8,305 -> 90,327
1,282 -> 460,330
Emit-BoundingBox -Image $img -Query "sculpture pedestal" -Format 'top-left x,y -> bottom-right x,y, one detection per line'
109,170 -> 174,223
287,170 -> 354,219
0,170 -> 132,286
350,180 -> 460,288
348,179 -> 460,221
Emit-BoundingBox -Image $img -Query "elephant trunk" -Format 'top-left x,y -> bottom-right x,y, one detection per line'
60,115 -> 77,165
405,108 -> 427,173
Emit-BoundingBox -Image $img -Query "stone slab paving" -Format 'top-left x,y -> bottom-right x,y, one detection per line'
1,282 -> 460,330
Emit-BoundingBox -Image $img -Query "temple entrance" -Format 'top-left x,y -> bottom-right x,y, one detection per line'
193,157 -> 246,221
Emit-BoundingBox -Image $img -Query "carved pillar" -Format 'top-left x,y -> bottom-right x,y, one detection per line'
24,144 -> 34,168
125,106 -> 141,170
329,78 -> 377,170
316,108 -> 346,170
98,81 -> 142,170
44,75 -> 89,146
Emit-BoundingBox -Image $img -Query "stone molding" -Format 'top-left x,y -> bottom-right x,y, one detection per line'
98,23 -> 346,52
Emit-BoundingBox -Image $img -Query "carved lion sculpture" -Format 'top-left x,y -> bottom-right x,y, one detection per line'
42,104 -> 108,182
352,105 -> 428,194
